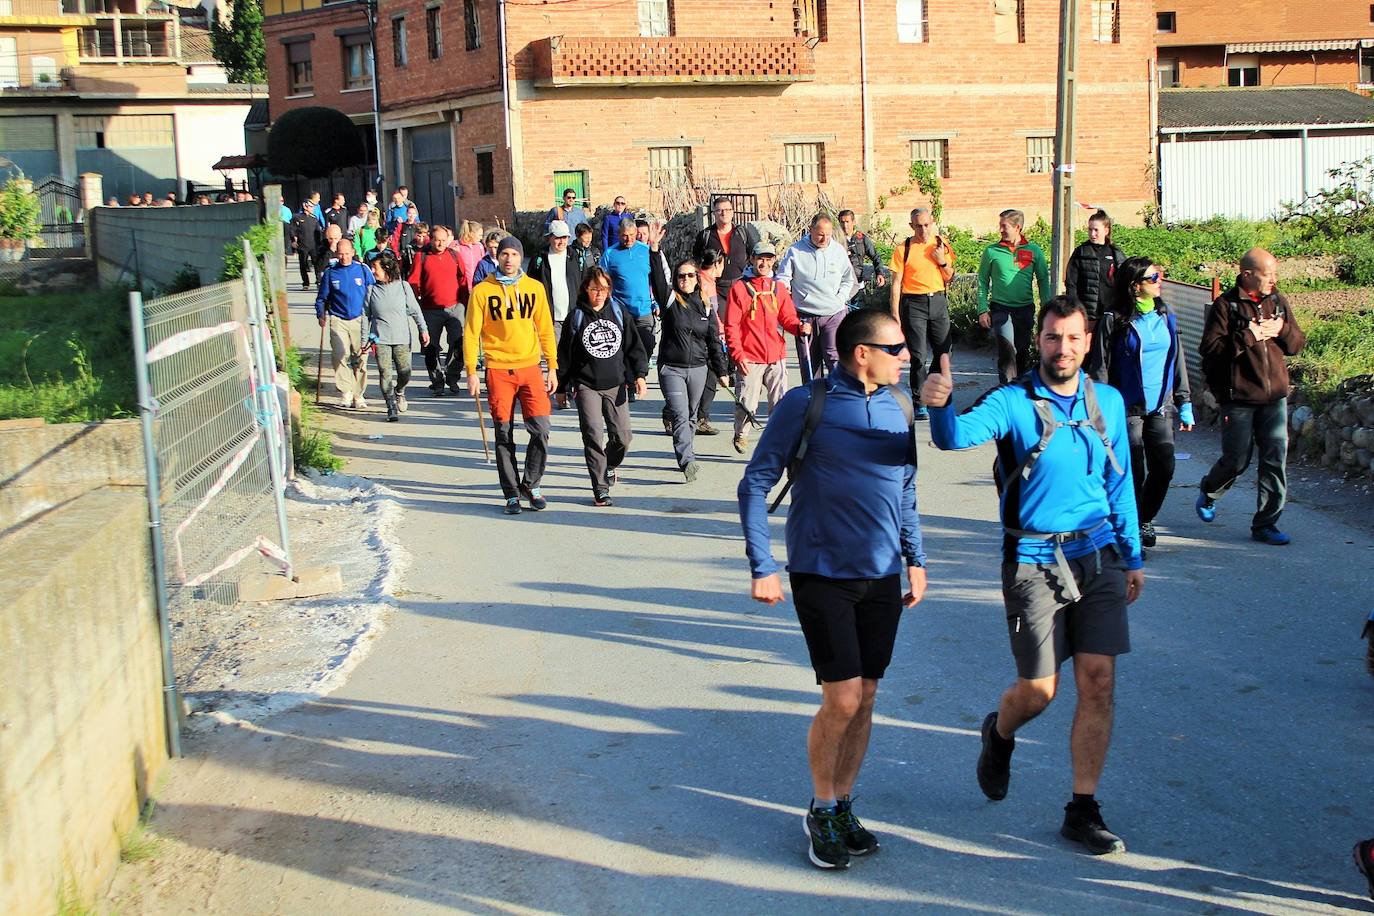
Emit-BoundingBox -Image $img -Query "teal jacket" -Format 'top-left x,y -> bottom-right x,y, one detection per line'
977,239 -> 1049,312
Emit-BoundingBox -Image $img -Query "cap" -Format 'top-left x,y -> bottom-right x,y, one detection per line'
547,220 -> 571,238
751,241 -> 777,258
497,236 -> 523,256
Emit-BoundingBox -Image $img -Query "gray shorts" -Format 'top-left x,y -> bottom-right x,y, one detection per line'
1001,547 -> 1130,680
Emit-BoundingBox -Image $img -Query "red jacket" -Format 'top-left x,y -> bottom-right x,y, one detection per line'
725,275 -> 804,365
407,245 -> 468,309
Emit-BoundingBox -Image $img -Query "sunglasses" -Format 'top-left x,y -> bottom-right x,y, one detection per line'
677,272 -> 697,279
861,341 -> 909,356
1143,272 -> 1162,283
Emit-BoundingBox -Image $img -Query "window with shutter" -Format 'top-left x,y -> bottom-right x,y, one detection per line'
784,143 -> 825,184
909,139 -> 949,179
895,0 -> 927,43
648,147 -> 691,188
1026,136 -> 1053,174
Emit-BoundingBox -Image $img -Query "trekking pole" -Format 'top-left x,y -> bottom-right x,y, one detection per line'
472,389 -> 493,463
798,330 -> 815,383
315,317 -> 327,405
722,379 -> 764,429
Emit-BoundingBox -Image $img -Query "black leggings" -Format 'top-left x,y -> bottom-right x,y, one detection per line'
1128,411 -> 1176,525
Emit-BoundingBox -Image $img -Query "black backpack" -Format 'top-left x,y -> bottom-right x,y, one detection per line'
769,378 -> 915,513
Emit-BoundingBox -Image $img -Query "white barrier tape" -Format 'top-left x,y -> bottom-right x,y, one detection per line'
180,534 -> 292,591
145,321 -> 244,363
171,428 -> 263,580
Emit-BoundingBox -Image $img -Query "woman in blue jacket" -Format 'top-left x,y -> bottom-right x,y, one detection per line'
1093,256 -> 1194,550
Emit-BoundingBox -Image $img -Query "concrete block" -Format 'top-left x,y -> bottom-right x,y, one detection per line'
239,564 -> 343,601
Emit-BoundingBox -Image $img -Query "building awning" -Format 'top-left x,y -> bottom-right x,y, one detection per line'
1225,39 -> 1369,54
212,154 -> 266,171
1159,87 -> 1374,132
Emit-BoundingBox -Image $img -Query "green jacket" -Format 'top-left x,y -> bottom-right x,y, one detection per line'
977,239 -> 1049,312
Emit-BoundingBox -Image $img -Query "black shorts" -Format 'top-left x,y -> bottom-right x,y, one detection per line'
789,572 -> 904,683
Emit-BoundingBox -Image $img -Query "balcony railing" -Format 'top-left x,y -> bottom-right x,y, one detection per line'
530,36 -> 816,88
77,14 -> 177,61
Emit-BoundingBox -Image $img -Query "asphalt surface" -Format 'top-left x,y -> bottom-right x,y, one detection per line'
111,287 -> 1374,914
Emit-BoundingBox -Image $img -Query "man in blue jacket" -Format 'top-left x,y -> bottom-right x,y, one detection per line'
315,238 -> 375,409
738,309 -> 928,871
924,295 -> 1143,856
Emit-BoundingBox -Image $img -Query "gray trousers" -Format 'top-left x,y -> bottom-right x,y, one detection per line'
422,306 -> 463,388
658,363 -> 706,468
796,310 -> 845,383
375,343 -> 412,400
495,414 -> 551,499
735,359 -> 787,438
574,385 -> 633,492
1200,397 -> 1289,529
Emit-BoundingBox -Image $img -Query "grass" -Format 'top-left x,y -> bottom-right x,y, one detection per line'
284,345 -> 344,472
0,290 -> 135,423
119,803 -> 165,865
1289,305 -> 1374,408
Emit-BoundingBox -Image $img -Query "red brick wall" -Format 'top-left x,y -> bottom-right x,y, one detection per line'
1166,46 -> 1364,89
263,5 -> 374,120
453,102 -> 513,226
1156,0 -> 1374,47
374,0 -> 499,109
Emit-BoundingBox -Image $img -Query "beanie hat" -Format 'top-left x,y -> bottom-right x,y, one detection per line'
497,236 -> 523,256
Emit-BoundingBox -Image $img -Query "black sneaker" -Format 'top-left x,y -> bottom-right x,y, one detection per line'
593,491 -> 612,507
1140,522 -> 1157,548
519,484 -> 547,511
606,468 -> 618,489
1061,800 -> 1125,855
1352,838 -> 1374,900
802,805 -> 850,870
835,796 -> 879,856
503,497 -> 522,516
977,711 -> 1012,801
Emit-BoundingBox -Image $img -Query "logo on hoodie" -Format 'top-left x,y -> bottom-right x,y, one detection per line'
582,318 -> 622,359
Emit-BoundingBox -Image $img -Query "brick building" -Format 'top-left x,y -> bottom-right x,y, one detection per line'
1154,1 -> 1374,91
266,0 -> 1157,232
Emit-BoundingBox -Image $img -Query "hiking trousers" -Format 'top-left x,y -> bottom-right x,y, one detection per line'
375,344 -> 412,400
1200,398 -> 1288,530
659,363 -> 706,468
329,315 -> 368,401
487,365 -> 551,499
796,310 -> 844,383
899,292 -> 951,396
422,306 -> 463,388
990,303 -> 1034,385
1128,409 -> 1176,525
735,359 -> 786,439
574,384 -> 632,492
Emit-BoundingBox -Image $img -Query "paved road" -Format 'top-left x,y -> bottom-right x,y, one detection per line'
114,288 -> 1374,914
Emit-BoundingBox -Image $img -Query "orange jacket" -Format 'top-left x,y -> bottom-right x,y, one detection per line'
724,275 -> 804,365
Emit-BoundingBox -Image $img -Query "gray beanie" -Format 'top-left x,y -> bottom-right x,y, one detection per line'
497,235 -> 523,256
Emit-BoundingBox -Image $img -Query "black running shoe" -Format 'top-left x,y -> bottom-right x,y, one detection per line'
593,491 -> 612,507
1140,522 -> 1157,548
1353,839 -> 1374,900
802,805 -> 850,870
977,711 -> 1012,801
503,497 -> 521,516
1060,800 -> 1126,855
519,484 -> 547,511
835,796 -> 879,856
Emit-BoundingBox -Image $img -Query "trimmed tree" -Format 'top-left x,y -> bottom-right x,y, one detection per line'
267,107 -> 366,179
211,0 -> 266,83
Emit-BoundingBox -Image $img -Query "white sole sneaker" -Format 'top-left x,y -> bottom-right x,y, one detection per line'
355,398 -> 369,410
397,396 -> 408,413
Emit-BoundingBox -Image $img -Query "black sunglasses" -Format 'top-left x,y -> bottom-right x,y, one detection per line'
677,272 -> 697,279
1142,272 -> 1162,283
861,341 -> 909,356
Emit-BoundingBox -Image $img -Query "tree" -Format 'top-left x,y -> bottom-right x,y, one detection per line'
211,0 -> 266,84
267,107 -> 366,179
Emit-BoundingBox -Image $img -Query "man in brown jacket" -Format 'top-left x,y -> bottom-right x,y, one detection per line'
1196,247 -> 1306,545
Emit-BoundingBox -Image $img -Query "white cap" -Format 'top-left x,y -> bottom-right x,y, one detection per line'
547,220 -> 571,238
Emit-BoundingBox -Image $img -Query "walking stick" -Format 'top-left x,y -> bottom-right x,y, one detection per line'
472,389 -> 493,464
798,330 -> 815,383
722,379 -> 764,429
315,317 -> 327,404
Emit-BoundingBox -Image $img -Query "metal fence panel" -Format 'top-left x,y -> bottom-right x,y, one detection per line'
1164,278 -> 1215,391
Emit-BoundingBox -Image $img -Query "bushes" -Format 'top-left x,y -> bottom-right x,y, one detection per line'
220,221 -> 281,282
283,345 -> 343,472
1337,241 -> 1374,287
1290,305 -> 1374,408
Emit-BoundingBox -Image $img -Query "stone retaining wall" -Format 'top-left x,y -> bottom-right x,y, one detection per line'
1291,375 -> 1374,479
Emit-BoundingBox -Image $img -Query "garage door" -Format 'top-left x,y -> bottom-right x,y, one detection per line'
75,114 -> 178,203
0,115 -> 60,181
409,123 -> 454,229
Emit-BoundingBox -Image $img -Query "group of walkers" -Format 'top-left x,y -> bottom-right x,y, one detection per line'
310,187 -> 1314,871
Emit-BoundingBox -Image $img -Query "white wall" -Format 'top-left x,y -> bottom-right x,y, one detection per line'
173,102 -> 250,187
1161,133 -> 1374,222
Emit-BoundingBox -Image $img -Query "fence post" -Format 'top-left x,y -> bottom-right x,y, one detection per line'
128,289 -> 183,758
244,243 -> 296,580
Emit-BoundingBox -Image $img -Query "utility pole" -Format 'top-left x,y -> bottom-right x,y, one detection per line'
364,0 -> 385,192
1049,0 -> 1079,295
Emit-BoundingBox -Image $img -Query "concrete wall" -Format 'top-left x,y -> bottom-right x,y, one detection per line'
89,199 -> 259,290
0,420 -> 167,916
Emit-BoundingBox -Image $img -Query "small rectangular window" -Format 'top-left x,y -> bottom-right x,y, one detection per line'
426,6 -> 442,60
286,40 -> 313,95
391,17 -> 407,68
341,33 -> 372,90
1156,11 -> 1175,32
1090,1 -> 1118,43
1361,47 -> 1374,85
1227,53 -> 1259,87
638,0 -> 671,37
463,0 -> 481,49
476,150 -> 494,195
1156,57 -> 1179,88
895,0 -> 927,43
909,138 -> 949,179
784,142 -> 825,184
795,0 -> 826,40
648,146 -> 691,187
1026,136 -> 1054,174
992,0 -> 1024,44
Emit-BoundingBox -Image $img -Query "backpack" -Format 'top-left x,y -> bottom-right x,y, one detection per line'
992,373 -> 1123,600
768,378 -> 916,513
568,299 -> 626,336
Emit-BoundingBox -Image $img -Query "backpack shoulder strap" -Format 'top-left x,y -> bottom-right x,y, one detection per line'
1009,375 -> 1057,482
768,378 -> 829,513
903,237 -> 913,263
887,384 -> 914,427
1080,376 -> 1124,475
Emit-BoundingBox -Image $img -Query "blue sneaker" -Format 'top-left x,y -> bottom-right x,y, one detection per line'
913,406 -> 930,421
1195,492 -> 1216,523
1251,525 -> 1291,546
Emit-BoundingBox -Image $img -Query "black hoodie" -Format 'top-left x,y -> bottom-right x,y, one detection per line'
657,289 -> 729,376
556,295 -> 650,394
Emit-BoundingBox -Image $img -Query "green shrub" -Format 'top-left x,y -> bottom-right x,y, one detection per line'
220,221 -> 281,282
1290,305 -> 1374,407
0,177 -> 42,242
1336,241 -> 1374,286
284,346 -> 343,472
164,264 -> 202,294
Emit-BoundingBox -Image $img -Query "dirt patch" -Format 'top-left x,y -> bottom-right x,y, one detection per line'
1197,255 -> 1341,283
1288,287 -> 1374,317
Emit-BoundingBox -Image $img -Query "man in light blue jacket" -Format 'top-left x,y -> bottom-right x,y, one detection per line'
776,213 -> 856,383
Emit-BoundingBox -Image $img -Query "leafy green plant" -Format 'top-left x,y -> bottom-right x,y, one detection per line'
1289,305 -> 1374,408
908,160 -> 943,224
284,346 -> 344,472
164,264 -> 202,294
1336,241 -> 1374,286
0,177 -> 42,242
220,221 -> 281,282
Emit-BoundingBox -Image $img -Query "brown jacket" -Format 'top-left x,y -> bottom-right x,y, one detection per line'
1199,283 -> 1306,406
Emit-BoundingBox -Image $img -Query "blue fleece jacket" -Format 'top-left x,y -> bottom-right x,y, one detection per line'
601,211 -> 630,251
601,242 -> 655,317
315,261 -> 374,320
738,367 -> 926,579
929,370 -> 1142,570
